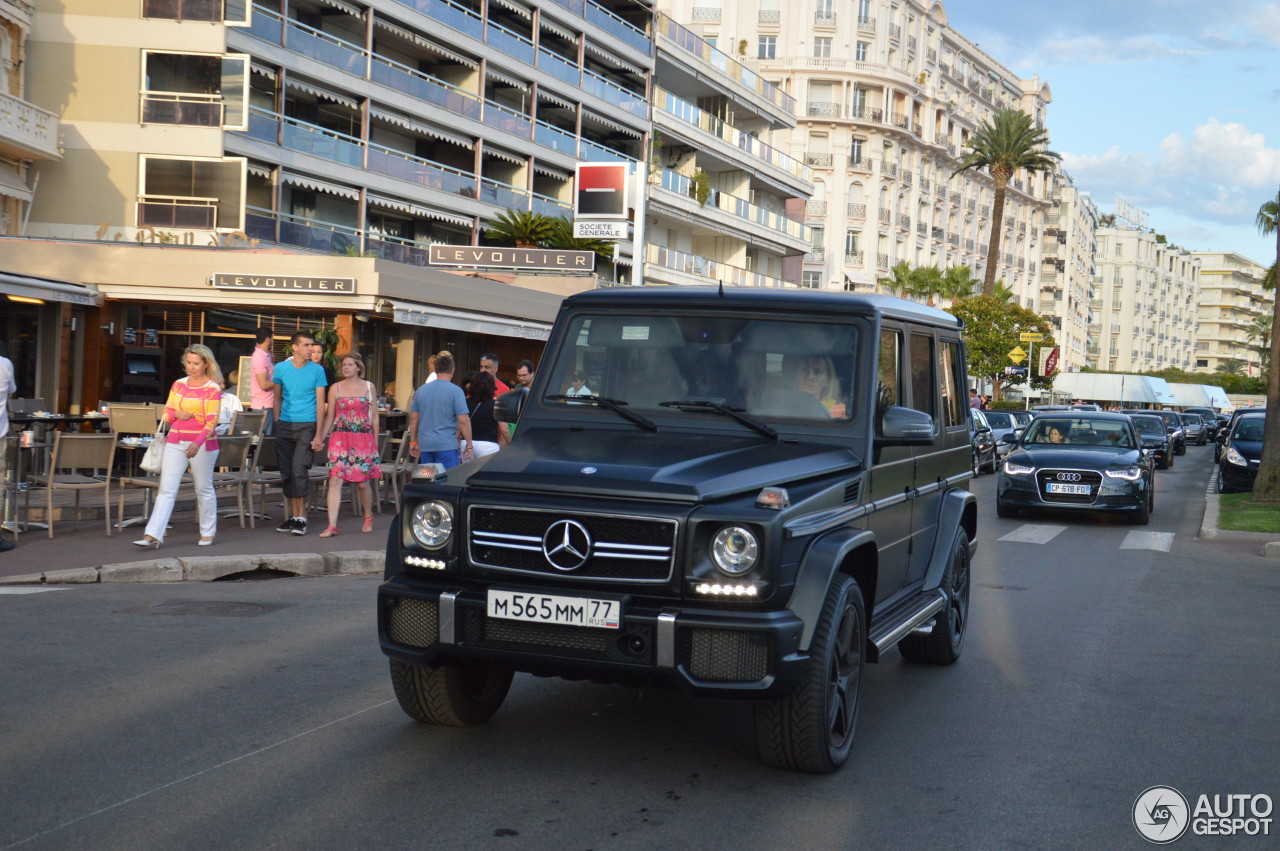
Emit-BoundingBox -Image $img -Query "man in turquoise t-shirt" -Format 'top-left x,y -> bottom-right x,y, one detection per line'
271,332 -> 327,536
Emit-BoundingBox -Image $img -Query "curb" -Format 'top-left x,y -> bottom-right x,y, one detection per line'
1200,491 -> 1280,558
0,550 -> 385,585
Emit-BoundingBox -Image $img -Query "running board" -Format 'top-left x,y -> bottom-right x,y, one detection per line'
868,590 -> 947,654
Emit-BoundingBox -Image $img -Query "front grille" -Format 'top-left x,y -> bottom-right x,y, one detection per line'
1036,469 -> 1103,504
462,608 -> 654,664
469,505 -> 676,583
386,597 -> 439,648
682,628 -> 770,682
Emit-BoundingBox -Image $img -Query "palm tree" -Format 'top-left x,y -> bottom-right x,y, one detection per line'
879,261 -> 921,299
1252,186 -> 1280,500
1246,313 -> 1273,373
1215,358 -> 1246,376
545,216 -> 615,261
953,109 -> 1062,295
937,265 -> 979,302
482,209 -> 556,248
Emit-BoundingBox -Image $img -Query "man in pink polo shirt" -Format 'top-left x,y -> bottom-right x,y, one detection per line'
251,327 -> 276,435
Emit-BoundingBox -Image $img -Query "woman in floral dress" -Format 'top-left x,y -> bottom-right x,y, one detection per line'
315,352 -> 381,537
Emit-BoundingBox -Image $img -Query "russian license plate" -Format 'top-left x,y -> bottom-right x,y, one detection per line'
487,590 -> 621,629
1046,482 -> 1090,495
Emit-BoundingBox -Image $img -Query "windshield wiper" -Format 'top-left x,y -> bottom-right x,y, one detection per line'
544,394 -> 657,432
658,399 -> 778,440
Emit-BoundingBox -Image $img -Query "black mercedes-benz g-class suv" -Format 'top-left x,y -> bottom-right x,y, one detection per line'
378,288 -> 977,773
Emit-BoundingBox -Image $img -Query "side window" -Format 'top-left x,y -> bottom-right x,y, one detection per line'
909,332 -> 935,418
877,328 -> 902,432
939,338 -> 965,428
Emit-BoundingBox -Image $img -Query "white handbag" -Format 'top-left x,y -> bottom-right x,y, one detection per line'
139,426 -> 167,474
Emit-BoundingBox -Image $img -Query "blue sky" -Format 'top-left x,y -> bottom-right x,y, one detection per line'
942,0 -> 1280,266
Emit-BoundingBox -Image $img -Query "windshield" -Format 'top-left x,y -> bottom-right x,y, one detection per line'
983,411 -> 1013,428
542,313 -> 862,424
1131,417 -> 1165,436
1022,417 -> 1136,449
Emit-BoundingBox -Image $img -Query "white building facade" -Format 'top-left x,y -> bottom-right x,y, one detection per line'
1190,251 -> 1272,377
1041,177 -> 1097,372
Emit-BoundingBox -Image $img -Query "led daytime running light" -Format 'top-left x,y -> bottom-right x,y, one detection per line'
404,555 -> 446,570
695,583 -> 760,597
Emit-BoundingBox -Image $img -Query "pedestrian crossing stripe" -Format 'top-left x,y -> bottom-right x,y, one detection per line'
998,525 -> 1067,545
0,587 -> 72,594
997,525 -> 1176,552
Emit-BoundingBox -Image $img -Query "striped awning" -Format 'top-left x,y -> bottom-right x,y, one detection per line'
492,0 -> 531,18
318,0 -> 361,15
482,146 -> 526,166
418,208 -> 474,227
370,108 -> 474,149
537,89 -> 578,111
281,172 -> 359,200
250,62 -> 277,80
581,111 -> 641,137
583,41 -> 647,75
246,162 -> 274,179
367,196 -> 469,226
533,163 -> 571,181
285,78 -> 358,109
373,18 -> 478,68
486,66 -> 528,90
539,17 -> 577,41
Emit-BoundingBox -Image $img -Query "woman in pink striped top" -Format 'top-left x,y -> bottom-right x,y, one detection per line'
133,344 -> 224,548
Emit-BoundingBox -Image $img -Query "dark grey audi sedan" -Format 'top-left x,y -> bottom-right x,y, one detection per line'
995,412 -> 1154,524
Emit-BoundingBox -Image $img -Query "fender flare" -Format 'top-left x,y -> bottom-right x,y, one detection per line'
922,488 -> 977,591
786,528 -> 878,651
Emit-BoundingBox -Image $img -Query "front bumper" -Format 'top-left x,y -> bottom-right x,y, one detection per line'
1220,461 -> 1258,491
997,472 -> 1148,513
377,578 -> 808,699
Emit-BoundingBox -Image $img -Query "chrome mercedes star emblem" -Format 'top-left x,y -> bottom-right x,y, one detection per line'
542,519 -> 592,571
580,466 -> 597,475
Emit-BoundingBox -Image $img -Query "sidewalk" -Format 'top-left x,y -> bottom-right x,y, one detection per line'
0,500 -> 390,583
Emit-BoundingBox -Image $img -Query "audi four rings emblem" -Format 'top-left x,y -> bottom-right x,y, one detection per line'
543,519 -> 592,571
1056,472 -> 1083,482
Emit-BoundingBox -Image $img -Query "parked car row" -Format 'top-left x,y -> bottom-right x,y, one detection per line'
1218,411 -> 1267,493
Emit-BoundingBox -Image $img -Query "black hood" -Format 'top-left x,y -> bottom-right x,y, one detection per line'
1008,445 -> 1142,468
452,427 -> 863,502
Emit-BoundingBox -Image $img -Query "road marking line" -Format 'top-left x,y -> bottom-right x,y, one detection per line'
0,587 -> 71,595
1119,531 -> 1175,552
4,698 -> 397,849
997,524 -> 1068,544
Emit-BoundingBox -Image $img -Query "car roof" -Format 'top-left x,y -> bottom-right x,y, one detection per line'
563,287 -> 965,329
1029,411 -> 1133,424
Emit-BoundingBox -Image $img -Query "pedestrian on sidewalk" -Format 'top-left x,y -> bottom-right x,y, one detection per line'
315,352 -> 381,538
133,345 -> 223,549
466,370 -> 507,459
408,354 -> 472,469
250,327 -> 276,435
273,331 -> 327,536
0,346 -> 16,552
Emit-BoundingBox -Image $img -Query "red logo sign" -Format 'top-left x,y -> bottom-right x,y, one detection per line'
1044,347 -> 1060,376
574,163 -> 629,219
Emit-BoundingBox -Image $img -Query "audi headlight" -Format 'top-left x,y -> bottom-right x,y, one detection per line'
1226,447 -> 1248,467
410,500 -> 454,549
711,526 -> 759,576
1003,460 -> 1034,476
1104,466 -> 1143,481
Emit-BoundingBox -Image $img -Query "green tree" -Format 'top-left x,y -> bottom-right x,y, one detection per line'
1252,186 -> 1280,501
950,295 -> 1057,401
879,261 -> 925,299
482,209 -> 556,248
1246,313 -> 1273,374
545,216 -> 616,261
1215,358 -> 1246,376
953,109 -> 1061,295
937,265 -> 980,301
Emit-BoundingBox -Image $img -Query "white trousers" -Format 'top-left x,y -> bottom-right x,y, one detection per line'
472,440 -> 501,458
144,441 -> 220,541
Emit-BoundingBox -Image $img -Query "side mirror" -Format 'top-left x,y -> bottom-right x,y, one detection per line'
877,405 -> 935,446
1001,433 -> 1018,444
494,387 -> 528,424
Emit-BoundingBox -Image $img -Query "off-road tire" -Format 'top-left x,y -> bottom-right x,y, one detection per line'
995,497 -> 1018,519
390,659 -> 513,726
898,528 -> 970,665
754,575 -> 863,774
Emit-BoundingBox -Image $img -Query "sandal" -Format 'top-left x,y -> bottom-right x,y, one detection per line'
361,515 -> 374,533
319,526 -> 340,538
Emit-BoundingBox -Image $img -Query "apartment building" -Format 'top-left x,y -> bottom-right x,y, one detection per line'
656,0 -> 1054,296
0,0 -> 58,238
1190,251 -> 1272,376
1040,175 -> 1097,372
1092,226 -> 1200,373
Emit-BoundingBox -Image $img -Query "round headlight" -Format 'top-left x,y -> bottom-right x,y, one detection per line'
711,526 -> 759,576
410,500 -> 453,549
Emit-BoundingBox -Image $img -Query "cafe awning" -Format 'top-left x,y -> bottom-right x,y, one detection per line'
390,299 -> 551,340
0,271 -> 103,306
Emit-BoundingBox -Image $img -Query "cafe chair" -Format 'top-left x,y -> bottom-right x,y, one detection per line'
8,398 -> 47,416
109,403 -> 158,437
375,431 -> 413,514
25,432 -> 117,538
229,409 -> 266,438
209,435 -> 254,528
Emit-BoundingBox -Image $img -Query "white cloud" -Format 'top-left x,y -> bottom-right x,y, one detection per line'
1063,120 -> 1280,226
1035,35 -> 1205,66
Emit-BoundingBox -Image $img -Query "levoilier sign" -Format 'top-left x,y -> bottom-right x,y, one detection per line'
429,245 -> 595,270
213,274 -> 358,294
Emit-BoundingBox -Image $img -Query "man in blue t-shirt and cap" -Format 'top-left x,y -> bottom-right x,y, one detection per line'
408,354 -> 472,468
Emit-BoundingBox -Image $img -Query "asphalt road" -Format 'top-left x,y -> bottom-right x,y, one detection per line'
2,444 -> 1277,850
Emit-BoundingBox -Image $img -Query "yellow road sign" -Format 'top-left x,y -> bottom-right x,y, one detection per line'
1008,346 -> 1027,364
1020,332 -> 1045,342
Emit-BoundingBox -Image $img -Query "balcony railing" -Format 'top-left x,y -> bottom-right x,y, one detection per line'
878,209 -> 891,224
0,90 -> 60,161
654,88 -> 809,180
138,194 -> 218,229
759,9 -> 780,22
847,202 -> 866,218
143,0 -> 221,22
815,11 -> 835,25
897,214 -> 910,230
691,7 -> 720,22
805,200 -> 827,217
141,92 -> 223,127
805,251 -> 825,263
845,251 -> 864,264
931,227 -> 944,241
916,222 -> 927,236
657,169 -> 809,240
857,15 -> 875,31
807,101 -> 841,117
849,157 -> 871,173
877,253 -> 889,270
656,14 -> 795,113
805,152 -> 833,167
647,243 -> 792,288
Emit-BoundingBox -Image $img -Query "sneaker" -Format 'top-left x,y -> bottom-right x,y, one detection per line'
291,520 -> 307,536
276,518 -> 297,533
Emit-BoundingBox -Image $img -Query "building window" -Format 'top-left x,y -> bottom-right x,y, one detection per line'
850,137 -> 864,164
814,38 -> 832,58
845,230 -> 860,255
139,155 -> 246,230
855,41 -> 869,61
802,271 -> 822,288
757,36 -> 776,59
141,51 -> 249,130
